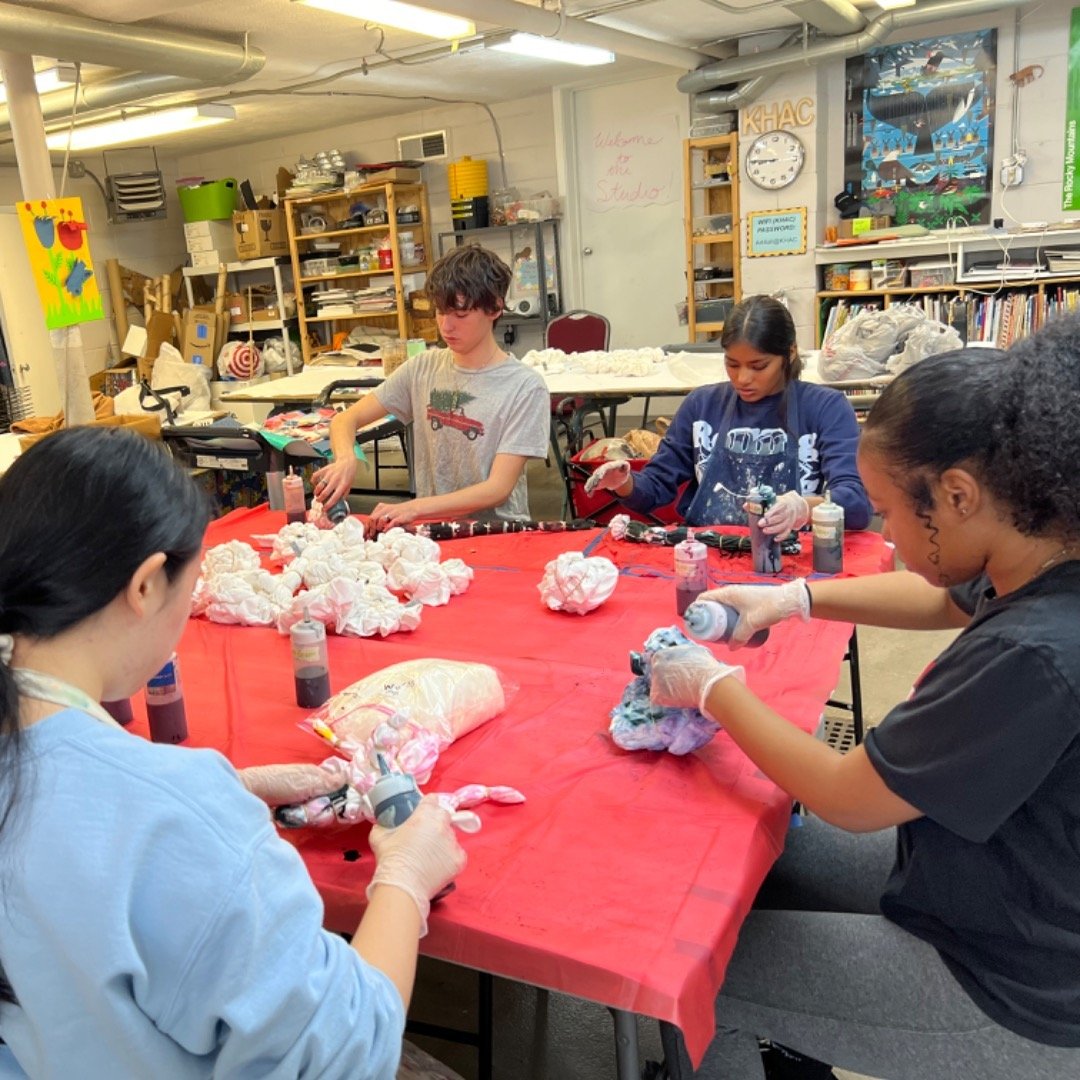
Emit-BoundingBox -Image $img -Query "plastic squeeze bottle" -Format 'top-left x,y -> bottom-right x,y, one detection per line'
684,600 -> 770,648
746,485 -> 783,575
290,610 -> 331,708
369,755 -> 454,900
145,654 -> 188,743
674,530 -> 709,615
812,491 -> 845,574
101,698 -> 134,725
283,468 -> 306,525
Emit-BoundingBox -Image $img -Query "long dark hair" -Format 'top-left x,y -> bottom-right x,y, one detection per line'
0,428 -> 209,1003
862,345 -> 1018,519
720,295 -> 803,381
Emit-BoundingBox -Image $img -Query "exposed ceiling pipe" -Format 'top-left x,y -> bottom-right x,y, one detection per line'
415,0 -> 711,69
693,30 -> 803,116
678,0 -> 1026,96
784,0 -> 865,35
0,2 -> 265,82
0,74 -> 206,132
695,72 -> 781,115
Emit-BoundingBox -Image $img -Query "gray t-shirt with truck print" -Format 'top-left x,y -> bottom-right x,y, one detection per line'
374,348 -> 549,521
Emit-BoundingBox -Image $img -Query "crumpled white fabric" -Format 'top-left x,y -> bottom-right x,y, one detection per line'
193,568 -> 299,625
200,540 -> 262,578
363,528 -> 441,568
539,552 -> 618,615
278,577 -> 423,638
519,347 -> 665,377
386,557 -> 474,606
199,518 -> 469,638
254,522 -> 325,563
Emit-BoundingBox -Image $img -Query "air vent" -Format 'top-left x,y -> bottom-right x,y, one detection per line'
103,148 -> 167,223
397,130 -> 448,161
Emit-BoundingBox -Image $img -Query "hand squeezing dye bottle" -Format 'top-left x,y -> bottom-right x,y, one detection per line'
746,485 -> 783,575
674,530 -> 709,615
684,600 -> 769,648
369,754 -> 454,899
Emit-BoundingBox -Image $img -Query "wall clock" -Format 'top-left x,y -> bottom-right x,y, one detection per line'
745,130 -> 806,190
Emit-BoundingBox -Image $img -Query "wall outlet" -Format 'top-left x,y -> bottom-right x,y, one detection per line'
1000,152 -> 1027,188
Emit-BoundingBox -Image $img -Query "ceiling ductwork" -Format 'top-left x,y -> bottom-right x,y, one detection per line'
681,0 -> 1027,101
0,0 -> 265,140
784,0 -> 865,36
413,0 -> 712,69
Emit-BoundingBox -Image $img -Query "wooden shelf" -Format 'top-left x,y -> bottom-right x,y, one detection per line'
296,223 -> 387,241
299,264 -> 429,285
684,133 -> 740,342
306,310 -> 398,323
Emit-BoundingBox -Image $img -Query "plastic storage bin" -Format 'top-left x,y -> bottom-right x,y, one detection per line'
178,179 -> 238,223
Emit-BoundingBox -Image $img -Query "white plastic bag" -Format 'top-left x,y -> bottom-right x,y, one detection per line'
152,342 -> 212,413
304,658 -> 508,781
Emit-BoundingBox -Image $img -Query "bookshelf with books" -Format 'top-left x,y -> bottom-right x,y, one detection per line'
815,226 -> 1080,348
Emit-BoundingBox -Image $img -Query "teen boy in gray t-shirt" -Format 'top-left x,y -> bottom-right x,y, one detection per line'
315,246 -> 550,531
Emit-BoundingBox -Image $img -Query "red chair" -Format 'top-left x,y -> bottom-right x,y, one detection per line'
545,309 -> 610,353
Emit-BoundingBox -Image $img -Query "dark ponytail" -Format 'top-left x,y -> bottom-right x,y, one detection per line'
0,427 -> 210,942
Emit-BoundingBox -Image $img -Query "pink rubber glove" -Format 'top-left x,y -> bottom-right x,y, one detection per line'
648,644 -> 744,722
584,459 -> 632,496
696,579 -> 811,649
750,490 -> 811,536
366,796 -> 466,936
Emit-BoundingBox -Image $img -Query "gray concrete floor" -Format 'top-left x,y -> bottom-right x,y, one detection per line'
347,432 -> 959,1080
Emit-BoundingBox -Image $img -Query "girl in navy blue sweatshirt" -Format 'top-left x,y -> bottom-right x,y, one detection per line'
586,296 -> 872,533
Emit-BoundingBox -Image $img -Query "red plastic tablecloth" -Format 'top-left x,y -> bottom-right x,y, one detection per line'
127,508 -> 883,1065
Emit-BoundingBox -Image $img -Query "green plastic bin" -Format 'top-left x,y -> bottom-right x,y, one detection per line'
178,178 -> 238,222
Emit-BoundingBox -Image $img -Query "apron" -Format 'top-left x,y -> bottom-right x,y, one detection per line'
684,389 -> 802,526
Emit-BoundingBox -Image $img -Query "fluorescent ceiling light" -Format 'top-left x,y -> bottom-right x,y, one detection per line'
874,0 -> 916,9
0,62 -> 78,105
296,0 -> 475,39
45,104 -> 237,152
488,32 -> 615,66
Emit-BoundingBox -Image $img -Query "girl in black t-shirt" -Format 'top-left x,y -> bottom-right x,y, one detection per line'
650,326 -> 1080,1079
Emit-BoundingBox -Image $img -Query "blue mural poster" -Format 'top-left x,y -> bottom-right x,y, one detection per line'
844,29 -> 996,228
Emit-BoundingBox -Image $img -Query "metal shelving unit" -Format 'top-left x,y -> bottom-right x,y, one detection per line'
438,220 -> 563,335
182,256 -> 298,373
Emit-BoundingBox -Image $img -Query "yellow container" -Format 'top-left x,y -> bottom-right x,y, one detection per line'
447,156 -> 488,200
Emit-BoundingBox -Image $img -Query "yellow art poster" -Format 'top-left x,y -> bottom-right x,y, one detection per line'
16,197 -> 104,329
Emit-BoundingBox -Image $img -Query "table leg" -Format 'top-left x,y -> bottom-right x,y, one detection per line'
609,1007 -> 641,1079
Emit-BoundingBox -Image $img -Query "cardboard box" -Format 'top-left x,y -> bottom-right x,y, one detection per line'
190,248 -> 228,269
183,220 -> 234,253
360,167 -> 422,186
232,210 -> 288,259
183,308 -> 218,368
837,215 -> 891,239
225,292 -> 249,325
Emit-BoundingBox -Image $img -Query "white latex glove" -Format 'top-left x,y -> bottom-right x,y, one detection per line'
648,644 -> 744,722
584,459 -> 632,496
240,762 -> 348,806
696,579 -> 811,649
366,795 -> 466,936
750,489 -> 811,536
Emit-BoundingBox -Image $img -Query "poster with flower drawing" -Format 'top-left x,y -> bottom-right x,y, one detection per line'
15,197 -> 104,329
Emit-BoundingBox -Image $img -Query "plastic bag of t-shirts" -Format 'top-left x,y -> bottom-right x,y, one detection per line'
821,304 -> 942,382
887,320 -> 963,375
151,343 -> 212,412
